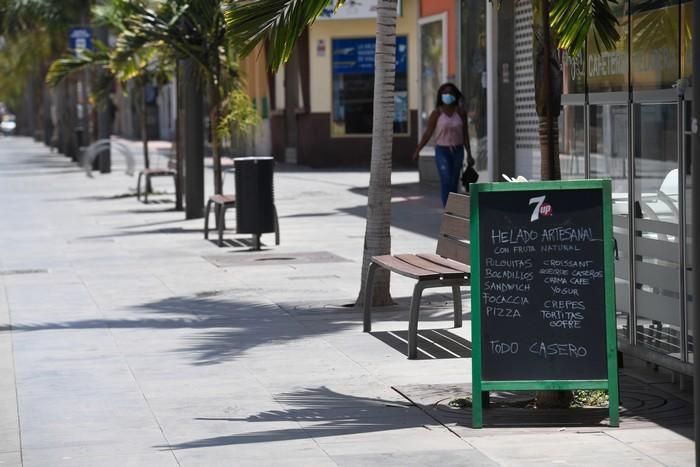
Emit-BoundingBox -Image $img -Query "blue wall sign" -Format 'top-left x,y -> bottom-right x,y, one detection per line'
69,27 -> 93,53
332,36 -> 407,74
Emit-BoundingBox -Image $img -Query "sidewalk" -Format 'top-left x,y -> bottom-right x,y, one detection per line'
0,137 -> 693,466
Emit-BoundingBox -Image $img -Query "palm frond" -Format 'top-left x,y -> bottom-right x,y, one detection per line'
46,42 -> 111,87
551,0 -> 620,55
224,0 -> 342,71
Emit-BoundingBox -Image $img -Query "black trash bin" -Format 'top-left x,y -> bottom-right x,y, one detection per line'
234,156 -> 276,250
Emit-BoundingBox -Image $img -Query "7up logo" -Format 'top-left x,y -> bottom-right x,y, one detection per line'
529,195 -> 553,222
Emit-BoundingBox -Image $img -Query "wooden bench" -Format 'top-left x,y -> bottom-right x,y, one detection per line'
204,194 -> 281,248
363,193 -> 470,359
204,194 -> 237,246
136,153 -> 178,204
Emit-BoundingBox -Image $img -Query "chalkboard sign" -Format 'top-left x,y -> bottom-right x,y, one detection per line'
470,180 -> 618,428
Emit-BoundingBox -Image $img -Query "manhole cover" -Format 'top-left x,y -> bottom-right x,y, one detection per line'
0,269 -> 49,276
288,275 -> 342,281
255,257 -> 296,262
203,251 -> 351,267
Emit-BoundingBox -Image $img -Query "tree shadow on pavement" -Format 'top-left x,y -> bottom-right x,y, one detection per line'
157,386 -> 430,450
341,182 -> 444,240
1,292 -> 470,366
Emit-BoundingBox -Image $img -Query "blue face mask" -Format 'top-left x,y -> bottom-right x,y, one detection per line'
441,93 -> 456,105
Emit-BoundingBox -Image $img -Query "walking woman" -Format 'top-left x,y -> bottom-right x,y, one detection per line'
412,82 -> 474,206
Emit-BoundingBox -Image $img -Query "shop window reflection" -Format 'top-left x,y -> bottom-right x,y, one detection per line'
587,1 -> 628,93
558,106 -> 585,180
590,105 -> 629,212
589,104 -> 630,340
633,103 -> 681,358
630,0 -> 680,90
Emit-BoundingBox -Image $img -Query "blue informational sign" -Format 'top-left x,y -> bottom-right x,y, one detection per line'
69,27 -> 93,53
332,36 -> 407,74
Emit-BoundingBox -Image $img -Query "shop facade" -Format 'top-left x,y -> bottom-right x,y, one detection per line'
269,0 -> 420,167
483,0 -> 695,377
558,0 -> 695,377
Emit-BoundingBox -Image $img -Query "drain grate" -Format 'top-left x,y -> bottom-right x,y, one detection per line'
0,269 -> 49,276
288,275 -> 341,281
203,251 -> 351,267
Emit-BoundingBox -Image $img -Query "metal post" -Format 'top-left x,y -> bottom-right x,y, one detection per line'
678,82 -> 688,364
182,59 -> 204,219
95,24 -> 111,173
691,3 -> 700,465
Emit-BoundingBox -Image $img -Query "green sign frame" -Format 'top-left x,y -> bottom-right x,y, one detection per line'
469,179 -> 619,428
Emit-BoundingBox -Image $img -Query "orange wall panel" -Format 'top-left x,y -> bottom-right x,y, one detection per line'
420,0 -> 457,79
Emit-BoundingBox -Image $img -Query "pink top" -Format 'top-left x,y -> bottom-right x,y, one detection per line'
435,111 -> 464,147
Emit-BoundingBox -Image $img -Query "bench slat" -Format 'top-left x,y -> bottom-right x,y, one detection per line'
142,168 -> 175,175
440,214 -> 470,241
445,193 -> 470,218
436,236 -> 470,265
210,194 -> 236,204
395,254 -> 467,277
371,255 -> 441,280
417,254 -> 470,274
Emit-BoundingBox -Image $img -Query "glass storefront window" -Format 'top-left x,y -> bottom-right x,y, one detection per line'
590,104 -> 629,210
460,0 -> 487,170
633,103 -> 681,357
562,51 -> 585,95
559,1 -> 693,368
587,1 -> 629,93
631,0 -> 680,90
558,105 -> 585,179
419,15 -> 446,143
589,104 -> 630,340
331,36 -> 409,136
681,1 -> 693,80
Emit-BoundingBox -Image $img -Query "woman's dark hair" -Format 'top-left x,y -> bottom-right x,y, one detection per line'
435,82 -> 464,108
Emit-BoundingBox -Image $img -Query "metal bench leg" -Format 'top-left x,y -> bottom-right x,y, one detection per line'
144,175 -> 150,204
136,172 -> 143,201
213,202 -> 221,232
204,199 -> 213,239
274,205 -> 280,245
172,174 -> 180,207
217,203 -> 225,247
363,262 -> 380,333
408,283 -> 426,359
452,286 -> 463,328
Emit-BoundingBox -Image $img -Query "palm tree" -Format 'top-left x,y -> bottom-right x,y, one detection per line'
113,0 -> 254,198
225,0 -> 397,306
533,0 -> 620,181
529,0 -> 620,408
0,0 -> 88,153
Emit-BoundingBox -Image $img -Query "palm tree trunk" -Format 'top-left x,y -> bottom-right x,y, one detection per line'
141,79 -> 150,170
140,79 -> 152,192
355,0 -> 398,307
174,62 -> 183,211
538,116 -> 560,180
182,59 -> 205,219
208,77 -> 223,195
534,0 -> 567,408
532,0 -> 562,182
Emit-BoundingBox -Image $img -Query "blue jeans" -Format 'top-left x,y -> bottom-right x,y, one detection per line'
435,145 -> 463,207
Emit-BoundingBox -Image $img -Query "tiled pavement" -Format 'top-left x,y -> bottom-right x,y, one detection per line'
0,137 -> 693,466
